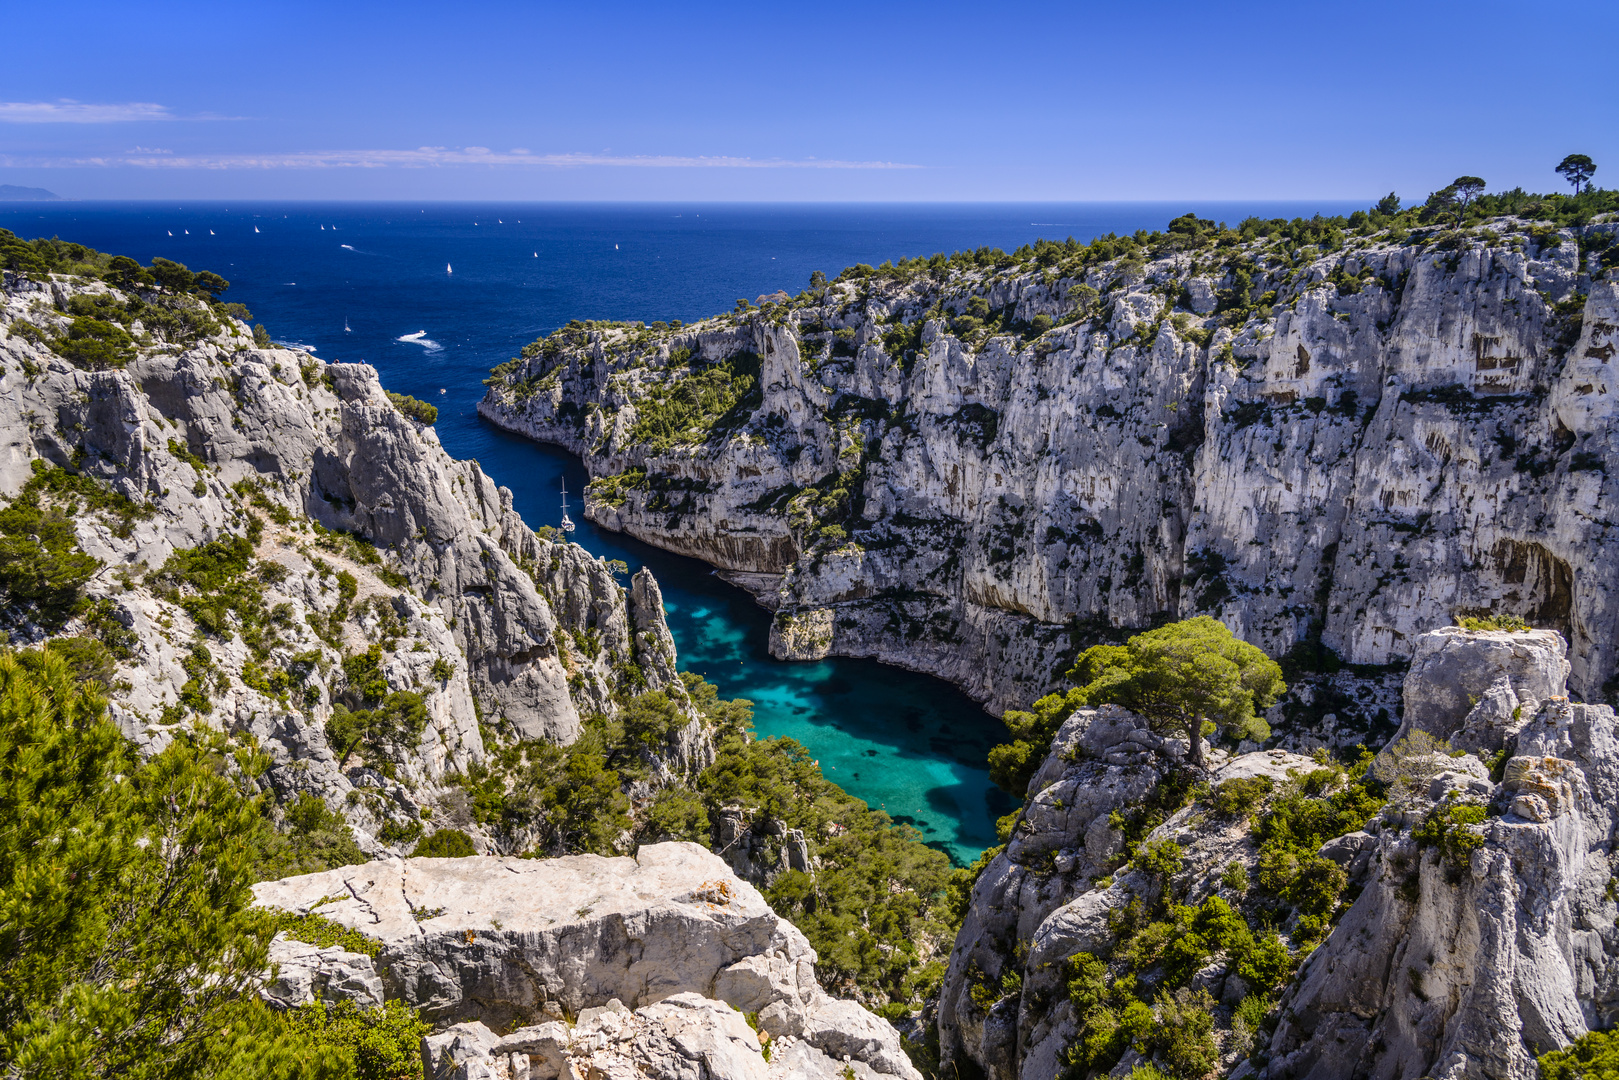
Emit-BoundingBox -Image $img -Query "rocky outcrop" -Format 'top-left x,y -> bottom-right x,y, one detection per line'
0,269 -> 686,852
931,626 -> 1619,1080
260,937 -> 383,1011
1392,625 -> 1569,751
253,842 -> 920,1080
1262,629 -> 1619,1080
480,220 -> 1619,715
935,702 -> 1318,1080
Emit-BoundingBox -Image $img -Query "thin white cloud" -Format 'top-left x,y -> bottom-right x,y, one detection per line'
0,100 -> 175,123
0,146 -> 920,170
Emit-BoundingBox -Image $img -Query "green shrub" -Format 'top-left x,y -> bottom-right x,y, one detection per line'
1151,987 -> 1219,1079
261,909 -> 379,958
1414,800 -> 1488,879
1539,1028 -> 1619,1080
0,462 -> 152,628
24,635 -> 116,690
1233,993 -> 1274,1032
325,692 -> 428,773
1235,931 -> 1292,989
1212,775 -> 1274,818
628,351 -> 762,451
415,828 -> 476,858
254,793 -> 365,879
1456,613 -> 1530,632
386,391 -> 438,425
0,648 -> 349,1079
1135,838 -> 1184,877
638,787 -> 709,843
342,645 -> 390,702
1251,764 -> 1381,913
277,1000 -> 430,1080
619,690 -> 687,748
50,316 -> 136,369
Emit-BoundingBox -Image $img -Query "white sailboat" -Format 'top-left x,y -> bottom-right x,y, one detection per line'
446,263 -> 453,275
560,479 -> 576,533
254,226 -> 260,233
344,316 -> 352,333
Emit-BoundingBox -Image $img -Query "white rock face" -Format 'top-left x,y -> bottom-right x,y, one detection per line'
1264,631 -> 1619,1080
933,626 -> 1619,1080
480,225 -> 1619,714
1393,625 -> 1569,750
260,936 -> 383,1010
0,270 -> 687,851
253,842 -> 919,1080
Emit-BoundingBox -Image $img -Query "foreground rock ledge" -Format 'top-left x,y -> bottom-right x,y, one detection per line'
252,842 -> 920,1080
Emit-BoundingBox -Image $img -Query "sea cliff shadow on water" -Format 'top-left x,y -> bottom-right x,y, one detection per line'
465,421 -> 1017,866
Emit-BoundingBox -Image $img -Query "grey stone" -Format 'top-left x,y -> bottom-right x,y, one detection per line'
253,842 -> 919,1080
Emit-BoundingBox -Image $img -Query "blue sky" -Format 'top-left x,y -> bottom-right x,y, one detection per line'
2,0 -> 1614,202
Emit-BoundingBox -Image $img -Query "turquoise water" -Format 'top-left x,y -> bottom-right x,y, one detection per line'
0,201 -> 1362,861
473,425 -> 1017,864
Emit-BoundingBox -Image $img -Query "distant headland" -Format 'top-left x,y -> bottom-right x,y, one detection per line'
0,184 -> 61,201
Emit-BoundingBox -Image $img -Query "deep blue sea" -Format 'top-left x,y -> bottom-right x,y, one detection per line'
0,200 -> 1365,863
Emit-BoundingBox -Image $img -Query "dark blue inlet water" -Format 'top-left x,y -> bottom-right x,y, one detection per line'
0,200 -> 1364,862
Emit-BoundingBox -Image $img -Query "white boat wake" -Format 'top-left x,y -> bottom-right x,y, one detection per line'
396,331 -> 442,352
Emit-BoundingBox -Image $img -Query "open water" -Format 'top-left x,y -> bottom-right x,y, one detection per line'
0,200 -> 1363,863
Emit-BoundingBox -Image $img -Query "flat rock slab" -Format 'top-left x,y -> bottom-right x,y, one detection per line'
252,842 -> 802,1029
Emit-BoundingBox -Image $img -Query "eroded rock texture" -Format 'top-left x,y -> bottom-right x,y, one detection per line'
481,222 -> 1619,715
929,626 -> 1619,1080
253,842 -> 920,1080
0,270 -> 687,852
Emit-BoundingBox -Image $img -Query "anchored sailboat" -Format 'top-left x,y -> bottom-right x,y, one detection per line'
560,479 -> 576,533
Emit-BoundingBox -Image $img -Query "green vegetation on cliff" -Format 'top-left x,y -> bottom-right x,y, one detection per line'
990,617 -> 1285,793
0,646 -> 420,1079
0,460 -> 154,634
449,672 -> 955,1008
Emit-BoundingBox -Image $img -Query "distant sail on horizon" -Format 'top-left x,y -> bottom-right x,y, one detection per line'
447,263 -> 452,274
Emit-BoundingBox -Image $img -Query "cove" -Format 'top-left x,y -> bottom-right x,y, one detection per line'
462,423 -> 1017,865
0,200 -> 1361,863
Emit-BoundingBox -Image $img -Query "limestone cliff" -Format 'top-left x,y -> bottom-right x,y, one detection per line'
0,267 -> 687,854
480,215 -> 1619,716
926,626 -> 1619,1080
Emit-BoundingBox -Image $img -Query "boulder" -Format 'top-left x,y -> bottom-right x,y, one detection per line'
253,842 -> 919,1080
260,935 -> 383,1010
1395,627 -> 1568,750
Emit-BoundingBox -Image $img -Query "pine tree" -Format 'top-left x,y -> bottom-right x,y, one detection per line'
0,650 -> 347,1079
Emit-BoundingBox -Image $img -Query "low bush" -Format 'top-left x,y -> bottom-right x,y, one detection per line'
386,391 -> 438,425
1414,800 -> 1488,880
1539,1028 -> 1619,1080
1456,613 -> 1530,632
51,316 -> 136,369
276,1000 -> 430,1080
414,829 -> 476,858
